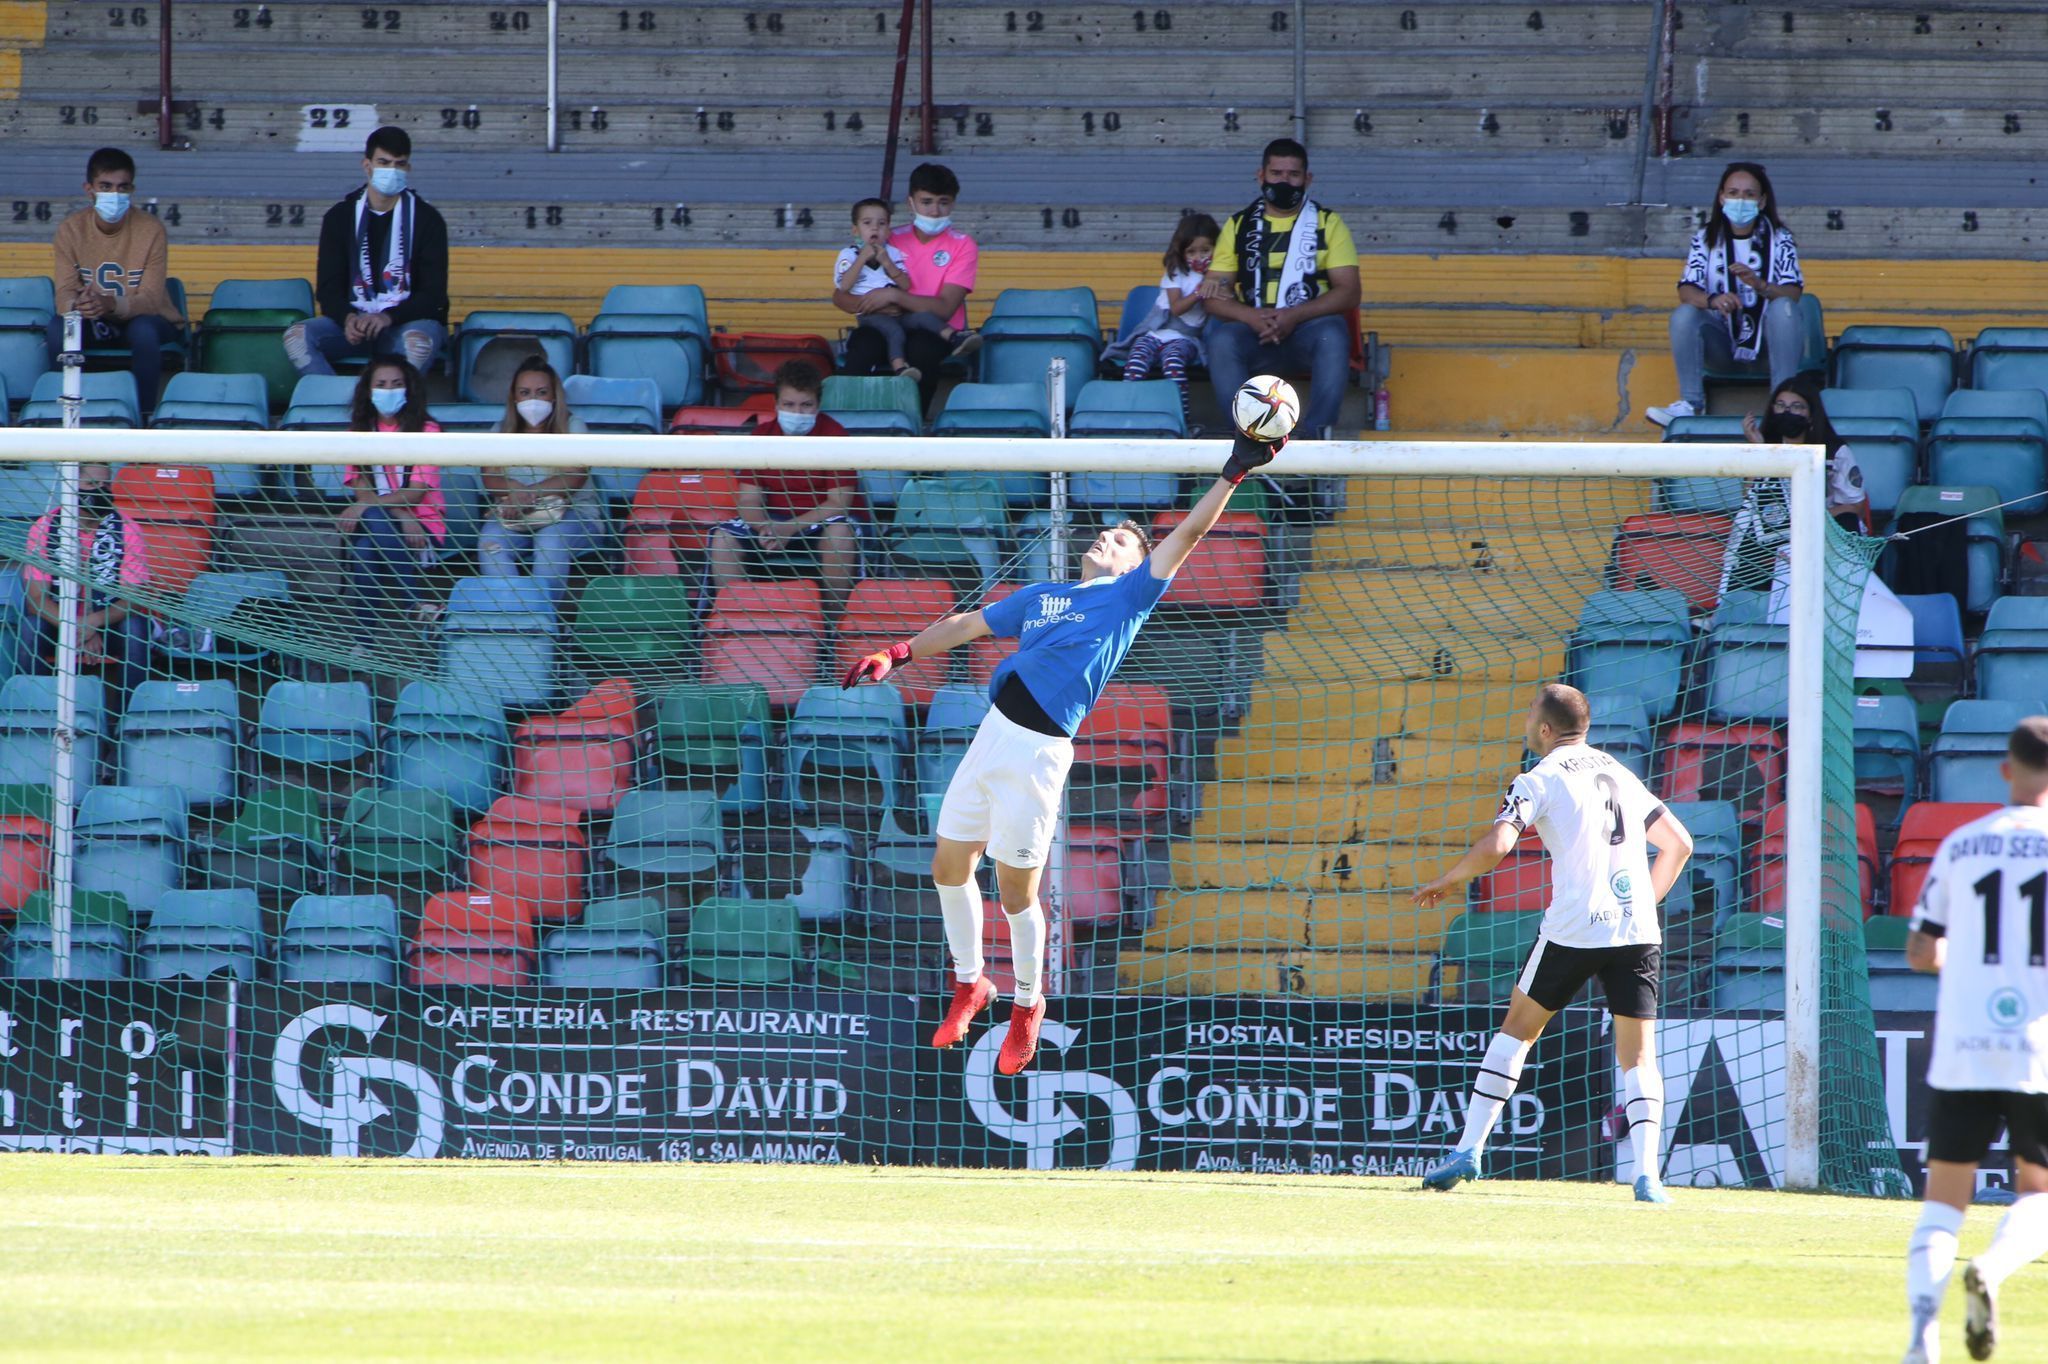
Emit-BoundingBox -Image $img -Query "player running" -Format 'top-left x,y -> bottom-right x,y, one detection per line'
1901,716 -> 2048,1364
843,432 -> 1281,1075
1410,683 -> 1694,1202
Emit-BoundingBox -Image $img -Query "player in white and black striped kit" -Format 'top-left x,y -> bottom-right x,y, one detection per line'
1410,683 -> 1695,1202
1901,716 -> 2048,1364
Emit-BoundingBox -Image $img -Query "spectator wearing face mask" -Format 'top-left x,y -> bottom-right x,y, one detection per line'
18,463 -> 153,706
1648,162 -> 1805,428
1200,138 -> 1362,441
47,147 -> 185,422
1110,212 -> 1220,430
708,361 -> 861,618
1720,375 -> 1868,596
287,125 -> 450,378
837,163 -> 980,414
338,358 -> 446,630
480,356 -> 600,602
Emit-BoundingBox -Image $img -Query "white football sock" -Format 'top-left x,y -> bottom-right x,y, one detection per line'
1906,1201 -> 1964,1342
1005,901 -> 1046,1007
1623,1064 -> 1665,1184
1973,1191 -> 2048,1288
934,880 -> 983,984
1459,1033 -> 1532,1154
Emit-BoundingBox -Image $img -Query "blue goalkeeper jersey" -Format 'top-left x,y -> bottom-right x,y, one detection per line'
979,561 -> 1174,737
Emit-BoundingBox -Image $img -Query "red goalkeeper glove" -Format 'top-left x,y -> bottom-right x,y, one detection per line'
1222,431 -> 1285,485
843,640 -> 913,688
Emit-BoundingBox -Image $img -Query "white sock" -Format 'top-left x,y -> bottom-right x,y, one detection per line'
1974,1191 -> 2048,1288
1005,901 -> 1046,1007
1907,1202 -> 1965,1341
1623,1065 -> 1665,1184
935,880 -> 983,984
1459,1033 -> 1532,1154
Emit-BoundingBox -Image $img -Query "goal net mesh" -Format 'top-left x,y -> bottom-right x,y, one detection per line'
0,451 -> 1904,1193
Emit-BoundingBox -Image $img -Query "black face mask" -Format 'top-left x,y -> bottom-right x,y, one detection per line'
1261,180 -> 1305,211
1761,410 -> 1811,443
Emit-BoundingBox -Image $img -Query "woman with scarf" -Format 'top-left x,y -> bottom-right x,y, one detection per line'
1719,375 -> 1870,597
1648,163 -> 1805,429
338,358 -> 446,631
18,462 -> 153,708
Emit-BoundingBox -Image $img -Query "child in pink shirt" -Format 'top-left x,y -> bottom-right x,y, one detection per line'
839,163 -> 981,412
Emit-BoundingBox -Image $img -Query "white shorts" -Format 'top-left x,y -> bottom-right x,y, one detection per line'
934,706 -> 1075,869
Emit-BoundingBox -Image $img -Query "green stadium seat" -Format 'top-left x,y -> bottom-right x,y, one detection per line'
573,575 -> 695,674
685,895 -> 799,985
5,890 -> 131,980
582,895 -> 669,938
336,787 -> 460,886
656,683 -> 770,810
196,785 -> 330,903
1428,910 -> 1543,1005
198,305 -> 307,415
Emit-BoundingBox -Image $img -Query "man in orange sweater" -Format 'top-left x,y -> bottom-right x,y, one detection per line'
47,148 -> 185,421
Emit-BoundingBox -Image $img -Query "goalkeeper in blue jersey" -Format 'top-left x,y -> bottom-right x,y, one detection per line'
843,434 -> 1279,1074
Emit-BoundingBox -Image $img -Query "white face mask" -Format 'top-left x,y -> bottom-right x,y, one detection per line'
912,213 -> 951,234
515,398 -> 554,427
93,192 -> 131,224
777,409 -> 818,436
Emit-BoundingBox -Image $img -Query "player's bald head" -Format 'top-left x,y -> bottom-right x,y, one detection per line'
1534,684 -> 1590,739
2010,717 -> 2048,773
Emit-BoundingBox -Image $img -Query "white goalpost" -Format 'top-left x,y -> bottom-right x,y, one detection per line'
0,426 -> 1832,1187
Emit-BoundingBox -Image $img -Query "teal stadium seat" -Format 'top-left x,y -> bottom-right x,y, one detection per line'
0,675 -> 106,787
605,789 -> 723,901
1586,698 -> 1655,780
1655,413 -> 1749,514
455,310 -> 578,403
888,476 -> 1009,577
1968,327 -> 2048,393
586,283 -> 710,410
75,785 -> 187,919
541,926 -> 664,988
149,372 -> 271,496
787,683 -> 908,820
383,681 -> 507,812
18,370 -> 140,428
978,292 -> 1101,407
1928,388 -> 2048,515
821,374 -> 923,437
425,402 -> 504,432
280,894 -> 401,985
440,577 -> 559,711
1972,596 -> 2048,710
1705,622 -> 1790,724
1821,387 -> 1918,518
1566,589 -> 1692,722
1931,700 -> 2026,804
1071,378 -> 1186,438
257,681 -> 376,766
931,381 -> 1051,438
0,277 -> 56,421
917,683 -> 990,818
1887,486 -> 2004,614
120,679 -> 240,809
1666,801 -> 1744,926
0,463 -> 58,520
159,570 -> 293,666
1850,693 -> 1921,799
1830,325 -> 1956,425
140,888 -> 264,981
563,373 -> 662,501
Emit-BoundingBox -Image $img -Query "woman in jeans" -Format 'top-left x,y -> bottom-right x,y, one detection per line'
338,357 -> 446,630
477,356 -> 600,601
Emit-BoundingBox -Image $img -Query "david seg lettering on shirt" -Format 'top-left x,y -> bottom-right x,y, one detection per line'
1947,832 -> 2048,861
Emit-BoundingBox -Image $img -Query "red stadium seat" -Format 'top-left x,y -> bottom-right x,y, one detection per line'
0,810 -> 49,918
967,584 -> 1019,688
1148,511 -> 1268,610
704,580 -> 823,706
1889,802 -> 2000,916
1613,513 -> 1731,613
1473,830 -> 1549,913
417,888 -> 536,949
407,926 -> 534,986
512,680 -> 640,815
1064,824 -> 1125,927
668,406 -> 763,436
1073,682 -> 1172,818
113,464 -> 215,596
624,470 -> 744,574
1660,722 -> 1785,826
836,578 -> 956,706
1754,804 -> 1876,917
711,333 -> 836,397
467,796 -> 589,924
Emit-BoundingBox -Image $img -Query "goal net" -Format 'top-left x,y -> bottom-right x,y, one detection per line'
0,430 -> 1905,1194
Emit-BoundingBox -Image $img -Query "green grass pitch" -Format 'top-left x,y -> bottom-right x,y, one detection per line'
0,1159 -> 2032,1362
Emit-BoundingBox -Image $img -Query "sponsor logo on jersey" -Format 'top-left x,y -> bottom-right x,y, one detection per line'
1026,594 -> 1086,629
1610,870 -> 1634,904
1988,988 -> 2029,1030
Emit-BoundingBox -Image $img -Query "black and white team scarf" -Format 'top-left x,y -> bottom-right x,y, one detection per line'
1238,196 -> 1324,308
46,507 -> 128,609
352,190 -> 415,314
1682,220 -> 1802,363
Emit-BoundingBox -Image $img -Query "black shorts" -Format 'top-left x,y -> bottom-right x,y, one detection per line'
1927,1089 -> 2048,1168
1517,938 -> 1661,1018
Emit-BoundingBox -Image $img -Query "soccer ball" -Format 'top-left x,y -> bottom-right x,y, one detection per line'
1232,375 -> 1300,443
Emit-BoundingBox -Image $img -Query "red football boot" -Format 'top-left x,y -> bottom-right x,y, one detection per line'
932,975 -> 997,1049
996,999 -> 1046,1076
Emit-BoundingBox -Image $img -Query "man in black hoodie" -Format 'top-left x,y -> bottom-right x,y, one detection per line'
287,125 -> 450,377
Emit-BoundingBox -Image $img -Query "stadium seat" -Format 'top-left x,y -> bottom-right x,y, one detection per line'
1896,593 -> 1967,699
1968,327 -> 2048,394
711,333 -> 836,398
111,463 -> 216,595
1611,513 -> 1732,612
4,890 -> 130,980
820,374 -> 923,437
1884,485 -> 2006,616
511,680 -> 641,815
1972,596 -> 2048,709
194,785 -> 329,903
560,375 -> 663,501
199,302 -> 310,415
1665,801 -> 1744,925
656,683 -> 770,809
149,371 -> 269,430
0,674 -> 107,787
836,578 -> 956,706
157,570 -> 294,667
18,370 -> 141,428
1705,623 -> 1789,724
1587,699 -> 1656,781
440,576 -> 560,711
978,315 -> 1100,407
383,682 -> 506,813
0,462 -> 57,521
1851,693 -> 1921,800
1830,325 -> 1958,425
257,680 -> 375,768
787,683 -> 909,822
623,470 -> 743,575
1566,589 -> 1693,723
140,887 -> 264,981
119,679 -> 240,809
783,825 -> 859,924
888,476 -> 1009,577
0,278 -> 55,422
1890,802 -> 2001,914
410,927 -> 535,988
572,576 -> 694,676
587,292 -> 709,411
667,405 -> 764,436
684,896 -> 799,985
991,287 -> 1099,324
1864,911 -> 1937,1010
593,283 -> 709,337
930,381 -> 1052,439
703,579 -> 824,707
1472,829 -> 1550,913
1822,387 -> 1920,518
540,925 -> 664,988
1428,910 -> 1544,1005
916,683 -> 991,821
1149,510 -> 1267,610
967,583 -> 1020,687
467,796 -> 589,923
1071,379 -> 1186,438
1652,413 -> 1748,515
1660,723 -> 1785,827
278,373 -> 360,435
1928,389 -> 2048,515
0,784 -> 50,917
1071,683 -> 1172,822
1930,700 -> 2025,804
279,894 -> 401,985
1071,470 -> 1179,514
74,785 -> 186,920
1710,914 -> 1785,1012
605,789 -> 723,902
455,311 -> 578,403
335,787 -> 460,890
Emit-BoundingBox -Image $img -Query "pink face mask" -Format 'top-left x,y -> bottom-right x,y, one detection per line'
1186,255 -> 1213,274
